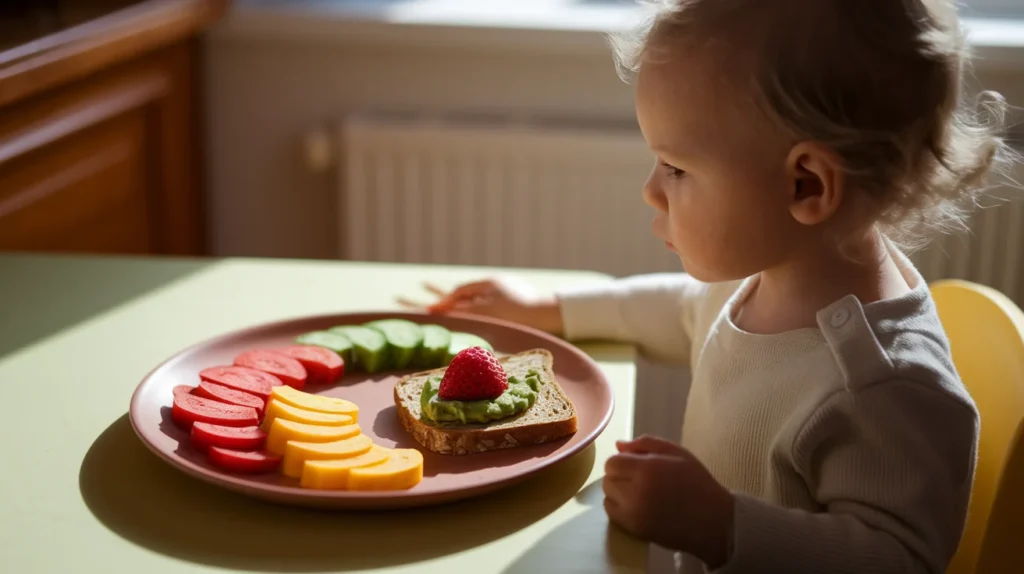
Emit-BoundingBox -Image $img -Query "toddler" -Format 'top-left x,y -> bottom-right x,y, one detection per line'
414,0 -> 1018,572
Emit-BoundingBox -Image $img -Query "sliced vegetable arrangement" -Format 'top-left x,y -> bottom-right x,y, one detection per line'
164,319 -> 494,491
296,320 -> 494,374
169,343 -> 423,489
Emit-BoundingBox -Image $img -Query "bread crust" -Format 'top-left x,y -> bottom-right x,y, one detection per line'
393,349 -> 578,455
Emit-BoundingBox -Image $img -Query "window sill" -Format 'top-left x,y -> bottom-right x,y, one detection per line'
214,1 -> 1024,71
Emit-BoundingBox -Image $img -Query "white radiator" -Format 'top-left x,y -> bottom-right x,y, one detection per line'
336,113 -> 1024,304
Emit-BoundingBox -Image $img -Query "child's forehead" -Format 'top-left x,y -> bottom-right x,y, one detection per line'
635,53 -> 766,153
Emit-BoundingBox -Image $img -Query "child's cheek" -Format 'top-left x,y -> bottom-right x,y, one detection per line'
667,183 -> 699,232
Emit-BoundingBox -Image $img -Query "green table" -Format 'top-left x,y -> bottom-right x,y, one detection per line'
0,253 -> 646,574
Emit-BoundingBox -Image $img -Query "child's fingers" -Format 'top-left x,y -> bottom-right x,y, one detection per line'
422,282 -> 449,297
603,496 -> 633,534
425,292 -> 467,313
602,473 -> 631,501
422,281 -> 491,312
604,453 -> 642,479
616,435 -> 686,457
395,296 -> 427,310
448,280 -> 497,299
428,296 -> 476,313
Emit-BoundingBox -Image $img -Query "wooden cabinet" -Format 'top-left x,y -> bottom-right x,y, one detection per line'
0,0 -> 225,256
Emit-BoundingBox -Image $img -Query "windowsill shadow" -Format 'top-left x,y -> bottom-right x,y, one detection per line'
80,413 -> 595,572
0,254 -> 214,358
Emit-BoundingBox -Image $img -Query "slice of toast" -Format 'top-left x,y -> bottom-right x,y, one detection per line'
393,349 -> 578,455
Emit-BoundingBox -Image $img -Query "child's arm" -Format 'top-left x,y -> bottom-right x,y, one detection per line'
713,380 -> 979,574
419,273 -> 710,368
556,273 -> 709,367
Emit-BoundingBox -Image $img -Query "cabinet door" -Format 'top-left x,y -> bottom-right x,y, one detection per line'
0,41 -> 205,255
0,99 -> 153,253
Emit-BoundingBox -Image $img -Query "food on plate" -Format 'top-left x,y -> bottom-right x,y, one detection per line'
294,330 -> 353,364
190,422 -> 267,451
414,324 -> 452,368
262,399 -> 355,430
162,321 -> 510,488
327,325 -> 388,373
193,380 -> 266,417
298,321 -> 496,372
276,345 -> 344,384
281,433 -> 375,478
394,347 -> 577,455
347,448 -> 424,491
445,332 -> 495,363
437,345 -> 510,402
207,446 -> 282,474
364,319 -> 424,370
270,384 -> 359,420
299,445 -> 391,490
234,349 -> 308,389
172,392 -> 260,429
199,365 -> 280,401
265,418 -> 361,456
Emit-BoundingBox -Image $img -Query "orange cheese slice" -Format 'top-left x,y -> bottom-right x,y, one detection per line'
299,445 -> 391,490
282,433 -> 374,478
266,418 -> 361,455
262,399 -> 354,431
270,386 -> 359,421
347,448 -> 424,491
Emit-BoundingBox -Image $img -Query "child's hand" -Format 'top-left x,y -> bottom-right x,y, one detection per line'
603,435 -> 735,569
399,276 -> 564,335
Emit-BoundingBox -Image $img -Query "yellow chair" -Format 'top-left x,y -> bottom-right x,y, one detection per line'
931,279 -> 1024,574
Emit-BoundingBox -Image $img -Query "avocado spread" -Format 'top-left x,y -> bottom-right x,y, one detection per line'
421,370 -> 543,424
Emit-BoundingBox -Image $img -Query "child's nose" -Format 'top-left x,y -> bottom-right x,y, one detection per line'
642,174 -> 668,213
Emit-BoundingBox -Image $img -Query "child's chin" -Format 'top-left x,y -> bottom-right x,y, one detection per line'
678,257 -> 744,284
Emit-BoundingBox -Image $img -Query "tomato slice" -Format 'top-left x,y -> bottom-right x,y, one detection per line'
199,365 -> 280,400
207,447 -> 282,474
193,380 -> 266,417
276,345 -> 344,384
190,422 -> 267,451
171,393 -> 259,430
234,349 -> 307,389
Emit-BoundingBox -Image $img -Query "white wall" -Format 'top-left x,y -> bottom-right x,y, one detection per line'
203,36 -> 639,259
202,28 -> 1024,261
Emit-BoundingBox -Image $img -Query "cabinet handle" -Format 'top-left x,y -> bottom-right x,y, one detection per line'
304,129 -> 335,173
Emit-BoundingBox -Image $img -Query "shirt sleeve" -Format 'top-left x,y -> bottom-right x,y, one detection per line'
554,273 -> 709,367
711,379 -> 979,574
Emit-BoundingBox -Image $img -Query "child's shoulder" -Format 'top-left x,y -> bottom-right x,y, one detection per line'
818,282 -> 975,411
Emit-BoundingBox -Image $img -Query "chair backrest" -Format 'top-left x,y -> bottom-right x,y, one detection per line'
931,279 -> 1024,574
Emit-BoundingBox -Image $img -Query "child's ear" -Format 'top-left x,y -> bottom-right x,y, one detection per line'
785,142 -> 844,226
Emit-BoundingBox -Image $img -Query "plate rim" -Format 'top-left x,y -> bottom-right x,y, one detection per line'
128,309 -> 615,507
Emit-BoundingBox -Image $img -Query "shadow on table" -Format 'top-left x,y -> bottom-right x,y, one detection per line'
501,478 -> 648,574
0,254 -> 213,358
80,414 -> 595,572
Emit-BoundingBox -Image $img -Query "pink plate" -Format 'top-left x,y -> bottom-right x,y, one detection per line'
128,312 -> 614,509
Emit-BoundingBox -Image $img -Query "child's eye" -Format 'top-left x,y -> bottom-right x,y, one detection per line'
660,161 -> 685,179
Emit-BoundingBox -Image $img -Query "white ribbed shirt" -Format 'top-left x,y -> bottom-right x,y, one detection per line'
556,250 -> 979,573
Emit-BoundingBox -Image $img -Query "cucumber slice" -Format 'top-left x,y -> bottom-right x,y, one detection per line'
364,319 -> 424,370
327,325 -> 388,373
294,330 -> 352,364
445,332 -> 495,364
414,324 -> 452,368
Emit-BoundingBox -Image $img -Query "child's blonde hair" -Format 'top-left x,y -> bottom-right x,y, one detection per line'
612,0 -> 1018,251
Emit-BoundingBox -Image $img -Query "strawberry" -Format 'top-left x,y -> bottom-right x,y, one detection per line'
438,347 -> 508,401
